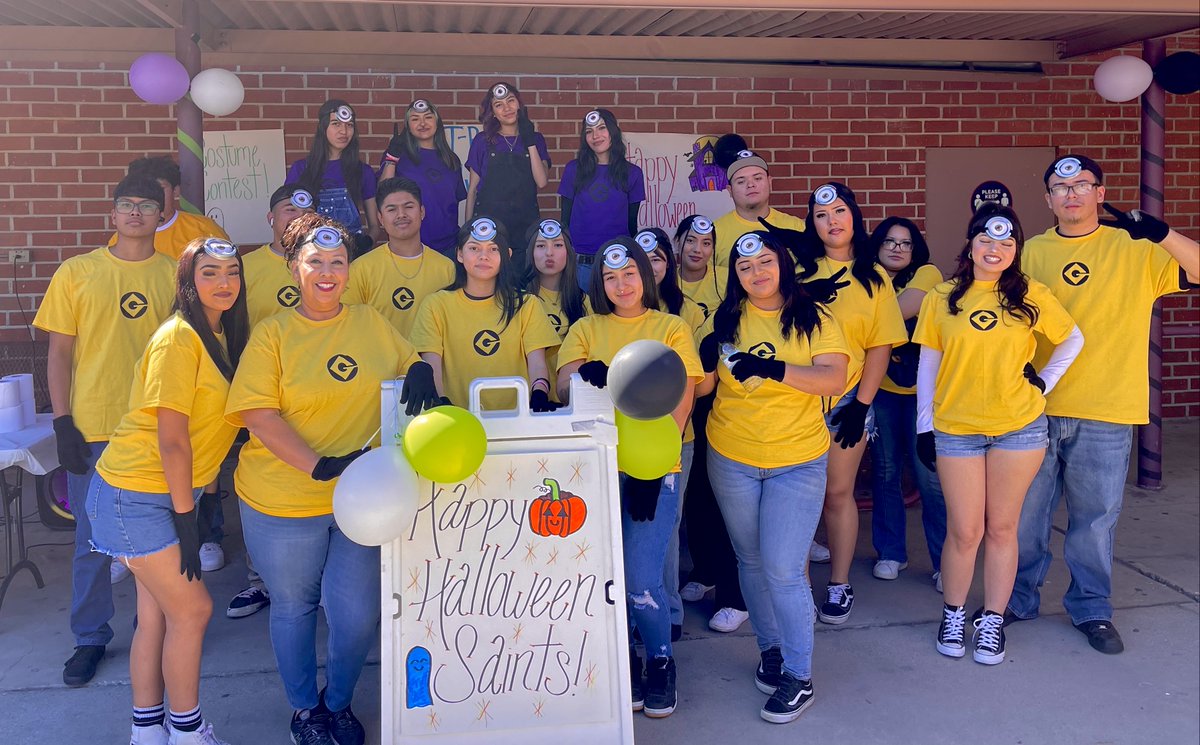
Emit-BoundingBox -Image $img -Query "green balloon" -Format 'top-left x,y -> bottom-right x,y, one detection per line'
615,411 -> 682,479
402,405 -> 487,483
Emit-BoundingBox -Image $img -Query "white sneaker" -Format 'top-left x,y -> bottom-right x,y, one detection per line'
130,724 -> 168,745
679,581 -> 715,602
933,571 -> 944,593
809,542 -> 831,564
708,607 -> 750,632
167,722 -> 230,745
872,559 -> 908,580
110,560 -> 131,584
199,543 -> 224,572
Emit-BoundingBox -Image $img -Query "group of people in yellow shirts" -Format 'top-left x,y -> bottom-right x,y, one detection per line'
34,139 -> 1197,744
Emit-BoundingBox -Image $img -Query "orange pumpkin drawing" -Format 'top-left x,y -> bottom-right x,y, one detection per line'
528,477 -> 587,538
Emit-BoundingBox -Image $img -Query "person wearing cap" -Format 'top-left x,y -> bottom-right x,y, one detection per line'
696,230 -> 848,724
558,109 -> 646,290
225,213 -> 440,745
410,216 -> 561,413
1009,154 -> 1199,654
34,175 -> 177,687
465,82 -> 551,268
914,205 -> 1082,666
712,150 -> 805,269
88,237 -> 249,745
378,98 -> 466,257
675,214 -> 725,320
558,237 -> 704,720
287,99 -> 379,258
521,218 -> 591,399
344,176 -> 456,338
108,156 -> 230,260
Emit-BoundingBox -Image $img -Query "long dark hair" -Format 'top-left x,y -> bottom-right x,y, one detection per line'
713,231 -> 823,344
173,238 -> 249,381
804,182 -> 883,297
588,237 -> 660,315
298,99 -> 368,210
399,99 -> 461,173
643,228 -> 685,315
673,214 -> 722,301
450,216 -> 527,331
870,216 -> 932,290
946,204 -> 1039,327
572,109 -> 631,196
522,223 -> 587,327
479,81 -> 526,147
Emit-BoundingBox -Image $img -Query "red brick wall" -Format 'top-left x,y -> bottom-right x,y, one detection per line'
2,31 -> 1197,414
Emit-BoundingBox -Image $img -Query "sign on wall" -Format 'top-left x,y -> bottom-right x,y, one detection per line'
625,132 -> 733,230
203,129 -> 286,245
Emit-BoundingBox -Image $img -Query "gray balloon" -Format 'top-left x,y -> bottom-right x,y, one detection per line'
607,340 -> 687,420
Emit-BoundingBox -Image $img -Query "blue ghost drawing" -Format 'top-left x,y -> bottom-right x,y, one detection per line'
406,646 -> 433,709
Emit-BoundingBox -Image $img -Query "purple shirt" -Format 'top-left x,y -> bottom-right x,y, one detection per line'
380,148 -> 466,253
465,132 -> 551,184
285,158 -> 377,202
557,160 -> 646,255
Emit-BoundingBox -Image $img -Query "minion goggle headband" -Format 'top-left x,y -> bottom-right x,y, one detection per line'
634,230 -> 662,254
490,83 -> 512,100
300,226 -> 346,251
688,216 -> 714,235
735,233 -> 765,258
584,110 -> 603,127
601,243 -> 632,270
972,215 -> 1015,242
813,184 -> 838,206
332,105 -> 354,123
1052,157 -> 1082,179
201,238 -> 238,260
280,188 -> 314,210
537,219 -> 562,240
408,99 -> 431,114
469,217 -> 498,243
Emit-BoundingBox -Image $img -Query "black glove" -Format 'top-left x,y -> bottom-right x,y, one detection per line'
1101,203 -> 1170,244
400,361 -> 440,416
383,123 -> 405,163
1022,362 -> 1046,393
622,476 -> 663,522
758,216 -> 821,276
728,351 -> 785,383
312,448 -> 369,481
517,108 -> 537,145
698,333 -> 720,374
530,388 -> 560,413
578,360 -> 609,389
830,398 -> 870,449
803,267 -> 851,305
171,508 -> 202,581
917,431 -> 937,473
53,415 -> 91,475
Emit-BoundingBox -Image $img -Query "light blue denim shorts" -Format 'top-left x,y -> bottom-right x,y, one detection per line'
934,414 -> 1049,457
86,473 -> 201,560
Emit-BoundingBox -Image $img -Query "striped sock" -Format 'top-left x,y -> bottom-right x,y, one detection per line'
132,702 -> 165,728
169,704 -> 202,733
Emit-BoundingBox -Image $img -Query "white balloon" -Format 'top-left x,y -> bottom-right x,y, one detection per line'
333,447 -> 419,546
189,68 -> 245,116
1093,55 -> 1154,103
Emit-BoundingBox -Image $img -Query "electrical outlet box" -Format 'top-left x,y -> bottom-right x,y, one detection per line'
10,250 -> 30,263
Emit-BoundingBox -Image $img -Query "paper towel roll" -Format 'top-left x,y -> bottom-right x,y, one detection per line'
2,373 -> 34,426
0,379 -> 19,408
0,404 -> 23,433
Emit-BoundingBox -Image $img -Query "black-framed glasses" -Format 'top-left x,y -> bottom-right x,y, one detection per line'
114,200 -> 160,215
1048,182 -> 1098,198
881,238 -> 913,252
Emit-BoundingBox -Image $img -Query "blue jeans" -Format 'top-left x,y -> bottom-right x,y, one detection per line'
69,441 -> 114,647
239,501 -> 380,712
708,447 -> 827,680
623,471 -> 682,659
869,390 -> 946,570
1010,416 -> 1133,625
664,441 -> 694,626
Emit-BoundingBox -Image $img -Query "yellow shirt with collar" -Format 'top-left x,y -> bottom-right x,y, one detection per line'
343,244 -> 457,338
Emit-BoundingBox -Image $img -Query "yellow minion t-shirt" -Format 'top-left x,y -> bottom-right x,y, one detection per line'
242,245 -> 300,328
32,248 -> 176,441
913,279 -> 1076,436
680,270 -> 725,322
410,290 -> 561,410
1023,225 -> 1188,425
535,286 -> 591,401
343,245 -> 456,338
880,263 -> 945,395
109,210 -> 230,260
713,208 -> 805,268
96,314 -> 238,492
225,304 -> 421,517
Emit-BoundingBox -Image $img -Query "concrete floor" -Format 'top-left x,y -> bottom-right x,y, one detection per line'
1,419 -> 1196,745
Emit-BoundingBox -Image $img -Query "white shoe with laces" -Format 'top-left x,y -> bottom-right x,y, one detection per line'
199,542 -> 224,572
130,724 -> 168,745
872,559 -> 908,580
708,607 -> 750,632
110,560 -> 131,584
167,722 -> 231,745
809,542 -> 831,563
680,581 -> 715,602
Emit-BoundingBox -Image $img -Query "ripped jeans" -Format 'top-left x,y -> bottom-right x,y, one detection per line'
622,472 -> 681,659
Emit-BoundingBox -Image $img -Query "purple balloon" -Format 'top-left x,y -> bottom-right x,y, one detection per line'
129,53 -> 190,105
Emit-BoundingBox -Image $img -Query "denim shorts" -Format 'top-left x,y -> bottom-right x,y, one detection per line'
824,382 -> 878,438
934,414 -> 1049,457
86,473 -> 201,560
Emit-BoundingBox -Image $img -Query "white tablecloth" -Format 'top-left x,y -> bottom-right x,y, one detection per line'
0,414 -> 59,476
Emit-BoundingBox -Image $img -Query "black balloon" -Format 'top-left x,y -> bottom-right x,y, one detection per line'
1153,51 -> 1200,96
607,340 -> 687,421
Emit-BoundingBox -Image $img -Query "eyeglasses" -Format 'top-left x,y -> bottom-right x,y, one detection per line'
1048,182 -> 1099,198
881,238 -> 913,252
114,200 -> 160,215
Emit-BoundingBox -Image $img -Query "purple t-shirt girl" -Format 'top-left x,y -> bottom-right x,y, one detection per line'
557,161 -> 646,255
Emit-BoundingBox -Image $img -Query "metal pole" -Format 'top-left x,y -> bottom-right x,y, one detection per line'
175,0 -> 204,215
1137,38 -> 1166,490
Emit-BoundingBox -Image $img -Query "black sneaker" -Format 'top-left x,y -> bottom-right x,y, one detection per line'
760,672 -> 813,724
755,647 -> 783,694
226,585 -> 270,619
291,708 -> 334,745
630,651 -> 645,712
63,645 -> 105,687
643,656 -> 677,718
818,583 -> 853,625
319,689 -> 365,745
1074,620 -> 1124,655
936,605 -> 967,658
973,611 -> 1006,665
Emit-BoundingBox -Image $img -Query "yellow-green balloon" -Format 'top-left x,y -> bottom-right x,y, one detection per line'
615,411 -> 681,479
402,405 -> 487,483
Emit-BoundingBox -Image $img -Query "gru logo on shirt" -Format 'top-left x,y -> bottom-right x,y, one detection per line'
473,330 -> 501,357
748,341 -> 777,359
120,291 -> 149,319
548,313 -> 563,333
1062,262 -> 1090,286
969,310 -> 999,331
276,286 -> 300,307
327,354 -> 359,382
392,287 -> 415,310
